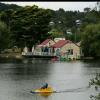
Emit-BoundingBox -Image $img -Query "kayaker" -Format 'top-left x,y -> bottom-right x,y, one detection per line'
41,83 -> 48,89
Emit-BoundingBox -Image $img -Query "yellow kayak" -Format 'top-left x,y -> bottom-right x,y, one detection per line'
31,87 -> 53,93
30,87 -> 53,96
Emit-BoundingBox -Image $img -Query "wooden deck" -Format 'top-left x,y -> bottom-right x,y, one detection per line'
22,55 -> 56,59
22,52 -> 56,59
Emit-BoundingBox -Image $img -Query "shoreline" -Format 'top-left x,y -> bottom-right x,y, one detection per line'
0,53 -> 97,60
0,53 -> 23,59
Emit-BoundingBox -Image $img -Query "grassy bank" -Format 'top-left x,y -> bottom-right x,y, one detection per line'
0,52 -> 22,59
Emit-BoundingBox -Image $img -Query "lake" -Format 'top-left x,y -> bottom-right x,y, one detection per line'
0,58 -> 100,100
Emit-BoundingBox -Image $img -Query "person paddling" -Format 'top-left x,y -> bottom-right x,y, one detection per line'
41,83 -> 48,89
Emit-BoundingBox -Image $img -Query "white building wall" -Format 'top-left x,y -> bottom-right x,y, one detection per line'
58,43 -> 80,59
54,38 -> 65,43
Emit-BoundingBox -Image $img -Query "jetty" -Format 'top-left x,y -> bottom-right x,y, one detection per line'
22,52 -> 56,58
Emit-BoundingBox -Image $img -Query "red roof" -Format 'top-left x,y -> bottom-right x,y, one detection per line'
51,40 -> 71,48
37,39 -> 51,47
39,39 -> 51,45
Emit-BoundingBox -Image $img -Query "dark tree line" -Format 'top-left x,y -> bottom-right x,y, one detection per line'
0,3 -> 52,49
0,2 -> 22,12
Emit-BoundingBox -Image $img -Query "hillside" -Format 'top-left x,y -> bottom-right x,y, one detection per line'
0,2 -> 22,12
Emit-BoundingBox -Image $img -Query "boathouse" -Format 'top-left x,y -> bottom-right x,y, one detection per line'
34,39 -> 55,55
51,40 -> 81,59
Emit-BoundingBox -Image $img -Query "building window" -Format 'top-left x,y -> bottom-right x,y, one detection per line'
67,49 -> 73,55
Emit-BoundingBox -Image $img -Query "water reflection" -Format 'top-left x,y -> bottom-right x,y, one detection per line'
0,58 -> 100,100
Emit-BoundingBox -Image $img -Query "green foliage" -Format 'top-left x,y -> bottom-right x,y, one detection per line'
0,2 -> 21,12
0,5 -> 52,48
81,23 -> 100,58
48,28 -> 63,39
0,9 -> 14,26
84,7 -> 91,12
83,10 -> 100,25
89,73 -> 100,100
0,21 -> 10,49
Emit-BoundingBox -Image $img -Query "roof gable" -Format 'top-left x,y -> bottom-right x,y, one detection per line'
40,39 -> 51,45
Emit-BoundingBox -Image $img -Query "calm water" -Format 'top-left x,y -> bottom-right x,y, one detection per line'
0,58 -> 100,100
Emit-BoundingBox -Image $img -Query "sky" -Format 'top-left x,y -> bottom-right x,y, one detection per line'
2,2 -> 97,12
